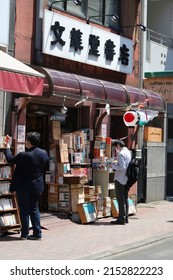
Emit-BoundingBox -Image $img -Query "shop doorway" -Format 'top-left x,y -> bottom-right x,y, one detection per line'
26,103 -> 90,210
110,115 -> 128,142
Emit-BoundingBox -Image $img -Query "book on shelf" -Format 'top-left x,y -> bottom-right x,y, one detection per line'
0,152 -> 7,164
0,136 -> 12,148
0,213 -> 17,226
0,198 -> 13,210
0,181 -> 10,194
0,166 -> 12,179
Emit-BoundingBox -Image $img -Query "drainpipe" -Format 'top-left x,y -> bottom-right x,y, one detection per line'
137,0 -> 148,151
139,0 -> 147,89
34,0 -> 44,64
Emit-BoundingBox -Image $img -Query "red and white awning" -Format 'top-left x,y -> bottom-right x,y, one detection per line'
0,51 -> 45,96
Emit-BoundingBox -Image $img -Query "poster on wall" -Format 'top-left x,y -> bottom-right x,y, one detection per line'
17,125 -> 25,143
17,144 -> 25,154
101,124 -> 107,137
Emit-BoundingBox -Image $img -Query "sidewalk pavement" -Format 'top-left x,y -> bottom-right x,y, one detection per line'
0,199 -> 173,260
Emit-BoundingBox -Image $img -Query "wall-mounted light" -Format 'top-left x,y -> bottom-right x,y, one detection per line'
49,0 -> 81,11
105,103 -> 110,115
87,14 -> 119,25
122,24 -> 146,32
60,96 -> 68,114
74,96 -> 88,106
50,110 -> 67,121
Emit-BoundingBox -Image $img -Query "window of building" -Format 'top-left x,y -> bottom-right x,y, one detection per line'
48,0 -> 120,31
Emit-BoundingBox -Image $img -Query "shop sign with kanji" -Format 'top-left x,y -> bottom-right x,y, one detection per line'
43,10 -> 133,74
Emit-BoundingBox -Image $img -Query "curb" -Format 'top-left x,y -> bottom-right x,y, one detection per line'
77,231 -> 173,260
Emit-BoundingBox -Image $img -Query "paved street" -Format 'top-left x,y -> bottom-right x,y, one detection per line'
0,200 -> 173,260
107,235 -> 173,260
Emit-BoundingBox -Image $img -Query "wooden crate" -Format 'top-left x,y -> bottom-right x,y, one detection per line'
144,127 -> 162,142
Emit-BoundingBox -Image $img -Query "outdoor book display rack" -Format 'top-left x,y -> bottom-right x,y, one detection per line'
0,147 -> 21,236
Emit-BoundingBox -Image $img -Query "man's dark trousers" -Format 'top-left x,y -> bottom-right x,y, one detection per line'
16,190 -> 42,238
115,180 -> 129,222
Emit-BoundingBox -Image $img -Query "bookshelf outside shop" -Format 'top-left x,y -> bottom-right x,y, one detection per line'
39,116 -> 136,224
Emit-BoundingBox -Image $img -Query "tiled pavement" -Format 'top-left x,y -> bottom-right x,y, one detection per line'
0,200 -> 173,260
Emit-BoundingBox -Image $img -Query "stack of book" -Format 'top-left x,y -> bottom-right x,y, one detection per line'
103,197 -> 111,217
84,186 -> 98,202
93,136 -> 106,158
70,184 -> 85,212
51,120 -> 61,141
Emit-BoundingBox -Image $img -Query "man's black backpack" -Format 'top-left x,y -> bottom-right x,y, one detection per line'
126,150 -> 139,189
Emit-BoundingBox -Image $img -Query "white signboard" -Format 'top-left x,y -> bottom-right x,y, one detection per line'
0,1 -> 10,47
43,10 -> 133,74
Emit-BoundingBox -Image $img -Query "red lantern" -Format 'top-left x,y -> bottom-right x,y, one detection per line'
123,110 -> 139,127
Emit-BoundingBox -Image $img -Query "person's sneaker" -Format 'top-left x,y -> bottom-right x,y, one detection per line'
27,235 -> 42,240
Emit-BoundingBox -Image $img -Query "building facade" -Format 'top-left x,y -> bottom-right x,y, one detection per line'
0,0 -> 167,205
140,0 -> 173,199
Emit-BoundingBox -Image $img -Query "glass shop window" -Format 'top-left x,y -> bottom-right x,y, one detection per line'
48,0 -> 120,31
87,0 -> 103,23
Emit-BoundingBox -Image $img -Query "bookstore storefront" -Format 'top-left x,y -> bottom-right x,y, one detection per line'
14,67 -> 166,221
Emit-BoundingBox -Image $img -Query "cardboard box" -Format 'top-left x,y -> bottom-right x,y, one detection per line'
144,127 -> 162,142
103,197 -> 111,207
128,198 -> 137,214
103,207 -> 111,217
111,198 -> 136,218
71,198 -> 85,212
77,202 -> 97,224
71,186 -> 85,212
111,198 -> 119,218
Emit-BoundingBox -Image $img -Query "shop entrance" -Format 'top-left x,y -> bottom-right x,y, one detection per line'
110,115 -> 128,143
26,103 -> 90,210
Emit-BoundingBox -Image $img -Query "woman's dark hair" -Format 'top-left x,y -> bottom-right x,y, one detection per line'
26,132 -> 41,147
112,139 -> 125,147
